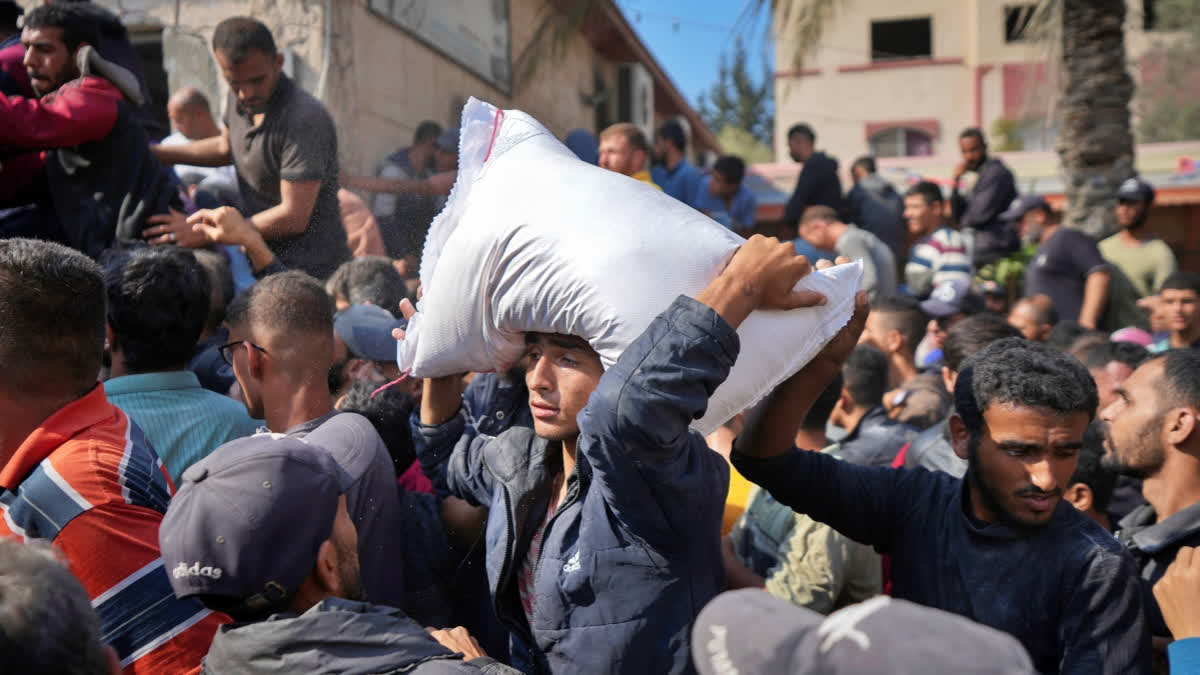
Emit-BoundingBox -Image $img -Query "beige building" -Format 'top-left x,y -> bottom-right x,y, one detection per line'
773,0 -> 1178,163
44,0 -> 717,176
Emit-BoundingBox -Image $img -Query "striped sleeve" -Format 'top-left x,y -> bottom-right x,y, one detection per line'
56,507 -> 223,673
907,228 -> 972,296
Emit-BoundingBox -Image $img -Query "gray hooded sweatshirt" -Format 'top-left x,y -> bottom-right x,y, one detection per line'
202,598 -> 518,674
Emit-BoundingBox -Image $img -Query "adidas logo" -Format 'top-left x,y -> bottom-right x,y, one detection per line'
562,551 -> 581,574
173,562 -> 223,580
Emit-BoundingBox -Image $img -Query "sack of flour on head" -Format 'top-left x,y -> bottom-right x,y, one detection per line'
398,97 -> 862,434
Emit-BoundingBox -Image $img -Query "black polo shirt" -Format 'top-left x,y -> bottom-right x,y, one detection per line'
225,75 -> 349,279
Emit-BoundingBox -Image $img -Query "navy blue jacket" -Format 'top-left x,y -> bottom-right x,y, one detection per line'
417,296 -> 731,674
732,449 -> 1150,675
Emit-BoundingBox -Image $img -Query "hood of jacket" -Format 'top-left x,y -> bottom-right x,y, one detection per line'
202,598 -> 461,675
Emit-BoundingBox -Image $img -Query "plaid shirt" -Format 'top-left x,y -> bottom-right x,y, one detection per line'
0,386 -> 226,674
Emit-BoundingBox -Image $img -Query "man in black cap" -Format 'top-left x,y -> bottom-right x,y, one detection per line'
1006,194 -> 1112,329
692,589 -> 1035,674
330,303 -> 419,407
160,430 -> 518,674
1100,177 -> 1176,299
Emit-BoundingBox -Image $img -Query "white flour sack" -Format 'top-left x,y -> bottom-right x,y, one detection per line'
398,97 -> 863,434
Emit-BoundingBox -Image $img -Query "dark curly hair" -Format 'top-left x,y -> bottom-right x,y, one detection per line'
955,338 -> 1098,436
102,246 -> 210,374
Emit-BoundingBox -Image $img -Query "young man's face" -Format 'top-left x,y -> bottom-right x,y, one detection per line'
955,404 -> 1088,528
959,135 -> 986,172
1161,288 -> 1200,336
22,25 -> 79,96
1089,361 -> 1134,415
524,334 -> 604,442
1100,359 -> 1167,479
708,172 -> 739,200
1017,209 -> 1048,245
598,135 -> 642,177
798,219 -> 835,251
1115,199 -> 1147,230
215,48 -> 283,114
903,195 -> 939,237
788,134 -> 813,163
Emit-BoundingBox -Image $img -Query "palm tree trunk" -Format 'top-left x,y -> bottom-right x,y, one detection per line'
1056,0 -> 1136,237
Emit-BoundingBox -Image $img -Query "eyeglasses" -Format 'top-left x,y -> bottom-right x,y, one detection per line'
217,340 -> 269,366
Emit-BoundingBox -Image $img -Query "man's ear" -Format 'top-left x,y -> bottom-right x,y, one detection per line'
312,540 -> 340,595
941,366 -> 956,396
1039,323 -> 1053,343
886,329 -> 904,356
275,52 -> 285,70
1165,407 -> 1198,448
247,342 -> 267,380
105,323 -> 117,354
1064,483 -> 1093,513
949,413 -> 970,460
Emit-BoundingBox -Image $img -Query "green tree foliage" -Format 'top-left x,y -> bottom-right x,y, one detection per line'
697,37 -> 775,147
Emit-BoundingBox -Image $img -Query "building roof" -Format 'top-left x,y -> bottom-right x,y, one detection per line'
564,0 -> 722,155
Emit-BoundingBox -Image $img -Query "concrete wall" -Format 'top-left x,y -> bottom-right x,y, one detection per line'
774,0 -> 1172,170
54,0 -> 609,174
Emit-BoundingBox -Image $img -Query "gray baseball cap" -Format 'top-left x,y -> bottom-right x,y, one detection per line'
159,432 -> 353,613
693,590 -> 1034,675
334,303 -> 405,362
1116,177 -> 1155,204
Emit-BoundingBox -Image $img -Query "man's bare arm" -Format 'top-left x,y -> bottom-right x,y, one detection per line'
247,178 -> 321,238
1078,268 -> 1111,330
153,127 -> 232,167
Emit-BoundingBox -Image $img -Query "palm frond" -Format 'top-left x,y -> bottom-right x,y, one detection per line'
513,0 -> 603,91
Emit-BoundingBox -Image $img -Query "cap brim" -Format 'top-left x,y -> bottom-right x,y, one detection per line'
920,299 -> 958,317
692,589 -> 819,675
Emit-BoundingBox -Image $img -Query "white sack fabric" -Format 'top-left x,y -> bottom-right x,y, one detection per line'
398,97 -> 863,435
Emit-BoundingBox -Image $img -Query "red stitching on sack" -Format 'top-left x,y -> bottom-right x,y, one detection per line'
483,108 -> 505,163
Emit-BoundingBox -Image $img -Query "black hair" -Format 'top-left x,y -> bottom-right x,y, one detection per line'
712,155 -> 746,185
871,295 -> 928,355
103,246 -> 211,374
851,156 -> 877,174
340,380 -> 417,478
787,123 -> 815,143
844,345 -> 889,408
0,238 -> 105,397
0,2 -> 21,32
1069,422 -> 1118,512
1081,340 -> 1149,371
212,16 -> 277,62
326,257 -> 408,316
23,5 -> 101,52
1158,349 -> 1200,410
657,120 -> 687,153
413,120 -> 443,146
227,270 -> 333,336
943,314 -> 1023,373
1160,271 -> 1200,296
1046,320 -> 1090,352
192,249 -> 234,335
802,373 -> 844,431
959,127 -> 987,146
955,338 -> 1099,438
905,180 -> 944,206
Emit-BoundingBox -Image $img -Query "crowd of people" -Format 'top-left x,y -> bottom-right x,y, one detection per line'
3,3 -> 1200,675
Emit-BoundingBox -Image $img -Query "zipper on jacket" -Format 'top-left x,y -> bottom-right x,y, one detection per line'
527,459 -> 586,632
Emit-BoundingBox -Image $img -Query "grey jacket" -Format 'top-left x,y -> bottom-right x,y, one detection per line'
202,598 -> 520,674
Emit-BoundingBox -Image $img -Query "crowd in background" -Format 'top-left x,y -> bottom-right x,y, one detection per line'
4,3 -> 1200,675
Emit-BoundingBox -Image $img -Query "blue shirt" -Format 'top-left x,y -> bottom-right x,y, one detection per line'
651,159 -> 703,206
104,370 -> 261,484
1169,638 -> 1200,675
693,176 -> 758,232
